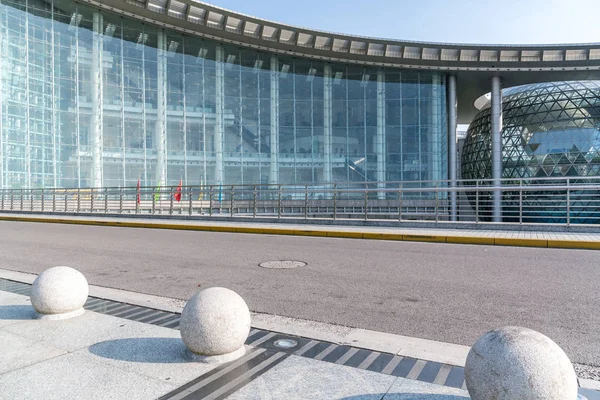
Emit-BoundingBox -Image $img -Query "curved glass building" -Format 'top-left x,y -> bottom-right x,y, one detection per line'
461,81 -> 600,222
2,0 -> 600,226
0,0 -> 447,190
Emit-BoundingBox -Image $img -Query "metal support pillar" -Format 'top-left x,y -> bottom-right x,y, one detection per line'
91,12 -> 104,188
269,55 -> 279,185
323,65 -> 333,192
376,71 -> 386,200
448,75 -> 458,221
155,30 -> 167,188
491,76 -> 503,222
214,45 -> 224,186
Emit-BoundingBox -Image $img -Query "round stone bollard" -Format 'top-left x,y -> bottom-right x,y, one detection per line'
180,287 -> 251,363
31,266 -> 89,320
465,326 -> 579,400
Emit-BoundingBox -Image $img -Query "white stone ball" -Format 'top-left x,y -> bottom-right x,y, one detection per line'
180,287 -> 251,357
31,266 -> 89,318
465,326 -> 578,400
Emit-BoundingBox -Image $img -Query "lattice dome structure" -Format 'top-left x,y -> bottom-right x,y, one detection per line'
461,81 -> 600,223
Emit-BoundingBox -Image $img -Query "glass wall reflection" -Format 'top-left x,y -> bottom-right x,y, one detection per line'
0,0 -> 448,191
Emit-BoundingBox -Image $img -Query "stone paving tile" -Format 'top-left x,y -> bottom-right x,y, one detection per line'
383,378 -> 469,399
0,330 -> 66,375
226,355 -> 397,400
0,291 -> 36,328
0,351 -> 175,400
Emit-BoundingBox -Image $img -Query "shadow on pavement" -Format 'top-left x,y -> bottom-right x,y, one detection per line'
89,337 -> 188,363
341,395 -> 468,400
0,304 -> 36,320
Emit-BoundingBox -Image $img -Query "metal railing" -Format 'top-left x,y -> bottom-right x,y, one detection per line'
1,177 -> 600,226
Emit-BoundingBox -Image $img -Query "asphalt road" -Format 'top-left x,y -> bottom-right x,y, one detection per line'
1,220 -> 598,366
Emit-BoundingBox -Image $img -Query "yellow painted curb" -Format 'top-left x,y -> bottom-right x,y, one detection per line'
547,240 -> 600,250
401,234 -> 447,243
446,236 -> 496,246
325,231 -> 363,239
494,238 -> 548,248
362,233 -> 404,241
293,230 -> 329,237
1,215 -> 599,250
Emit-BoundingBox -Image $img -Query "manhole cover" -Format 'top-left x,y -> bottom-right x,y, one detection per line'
259,260 -> 306,269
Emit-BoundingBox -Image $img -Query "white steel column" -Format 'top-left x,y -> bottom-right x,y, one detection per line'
155,30 -> 167,188
376,71 -> 386,199
323,65 -> 333,186
269,55 -> 279,185
51,8 -> 58,188
448,75 -> 458,221
491,76 -> 503,222
214,45 -> 224,185
0,12 -> 4,189
91,12 -> 104,188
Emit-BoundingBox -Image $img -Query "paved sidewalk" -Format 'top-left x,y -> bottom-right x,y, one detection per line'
1,212 -> 599,250
1,280 -> 599,400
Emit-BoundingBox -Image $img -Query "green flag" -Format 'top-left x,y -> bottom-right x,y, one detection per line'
154,185 -> 160,202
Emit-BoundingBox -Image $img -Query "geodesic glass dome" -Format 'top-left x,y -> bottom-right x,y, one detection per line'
461,81 -> 600,223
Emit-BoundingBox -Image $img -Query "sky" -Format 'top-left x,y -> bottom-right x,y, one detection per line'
207,0 -> 600,45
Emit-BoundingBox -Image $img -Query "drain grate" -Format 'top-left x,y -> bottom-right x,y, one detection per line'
259,260 -> 306,269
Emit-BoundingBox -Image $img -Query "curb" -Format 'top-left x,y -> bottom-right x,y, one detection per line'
0,214 -> 599,250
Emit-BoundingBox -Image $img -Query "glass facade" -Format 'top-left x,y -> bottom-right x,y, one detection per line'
461,81 -> 600,222
0,0 -> 447,191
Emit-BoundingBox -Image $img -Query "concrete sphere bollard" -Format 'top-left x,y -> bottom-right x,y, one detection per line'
31,266 -> 89,320
465,326 -> 578,400
180,287 -> 251,363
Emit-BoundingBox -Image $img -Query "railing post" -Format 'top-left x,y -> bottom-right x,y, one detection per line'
398,185 -> 403,221
333,184 -> 337,220
151,187 -> 156,215
188,187 -> 193,216
435,183 -> 439,222
64,189 -> 68,212
566,178 -> 571,226
209,186 -> 213,217
77,188 -> 81,213
277,185 -> 282,219
230,185 -> 235,217
253,185 -> 257,218
118,187 -> 123,214
40,189 -> 45,212
30,189 -> 35,212
10,190 -> 13,211
519,180 -> 523,224
169,187 -> 174,215
304,185 -> 308,219
364,187 -> 368,221
475,184 -> 479,223
20,189 -> 24,211
52,189 -> 56,212
105,187 -> 109,213
1,190 -> 4,210
90,188 -> 94,213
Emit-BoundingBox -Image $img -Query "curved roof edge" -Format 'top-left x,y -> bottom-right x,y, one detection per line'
81,0 -> 600,72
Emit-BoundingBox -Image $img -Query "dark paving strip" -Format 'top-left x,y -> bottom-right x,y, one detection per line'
157,349 -> 266,399
110,305 -> 147,318
392,357 -> 418,378
366,353 -> 395,373
321,345 -> 353,363
300,341 -> 333,359
417,361 -> 443,383
444,365 -> 466,388
161,317 -> 181,329
244,330 -> 269,345
137,310 -> 170,323
151,314 -> 180,327
90,302 -> 128,314
343,348 -> 372,368
177,350 -> 287,400
86,300 -> 120,312
127,308 -> 162,322
84,298 -> 106,307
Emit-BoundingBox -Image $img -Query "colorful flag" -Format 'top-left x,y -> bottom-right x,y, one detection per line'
174,179 -> 182,202
136,178 -> 141,204
198,178 -> 203,201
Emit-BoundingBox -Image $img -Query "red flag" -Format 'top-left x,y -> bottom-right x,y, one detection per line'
174,179 -> 182,202
136,178 -> 141,204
